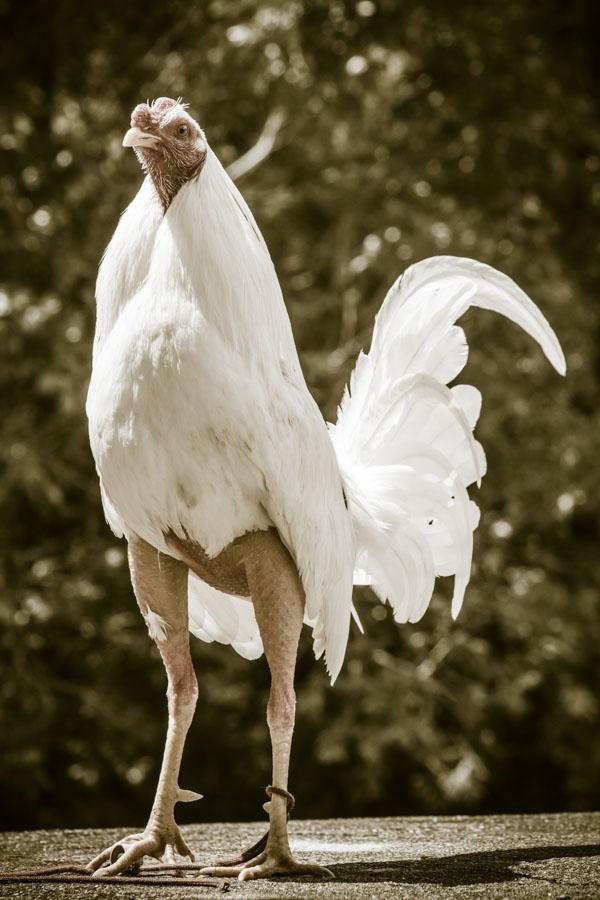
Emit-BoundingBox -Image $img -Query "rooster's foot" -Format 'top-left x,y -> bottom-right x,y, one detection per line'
201,851 -> 333,881
201,786 -> 332,881
207,784 -> 295,870
86,821 -> 194,878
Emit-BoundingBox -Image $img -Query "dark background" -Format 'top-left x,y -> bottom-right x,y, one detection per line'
1,0 -> 599,830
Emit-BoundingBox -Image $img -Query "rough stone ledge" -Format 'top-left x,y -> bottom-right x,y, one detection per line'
1,812 -> 598,899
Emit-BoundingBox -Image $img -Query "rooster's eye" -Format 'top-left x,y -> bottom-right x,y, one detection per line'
177,124 -> 188,136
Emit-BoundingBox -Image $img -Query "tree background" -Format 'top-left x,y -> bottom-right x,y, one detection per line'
1,0 -> 598,830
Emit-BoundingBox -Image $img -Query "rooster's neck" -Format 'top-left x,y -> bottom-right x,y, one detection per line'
136,148 -> 206,212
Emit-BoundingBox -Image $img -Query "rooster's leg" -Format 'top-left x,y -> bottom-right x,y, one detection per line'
202,530 -> 333,881
88,536 -> 200,878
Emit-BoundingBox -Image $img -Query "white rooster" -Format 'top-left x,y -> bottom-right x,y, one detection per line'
85,97 -> 565,881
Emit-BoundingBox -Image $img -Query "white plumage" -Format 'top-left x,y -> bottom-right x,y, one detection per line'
88,147 -> 353,681
87,141 -> 565,684
187,574 -> 263,661
331,258 -> 565,627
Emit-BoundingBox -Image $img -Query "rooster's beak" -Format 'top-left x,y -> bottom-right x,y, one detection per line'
122,127 -> 161,149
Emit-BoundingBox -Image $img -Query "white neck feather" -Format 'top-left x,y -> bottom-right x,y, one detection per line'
161,149 -> 299,364
93,177 -> 163,358
94,148 -> 301,378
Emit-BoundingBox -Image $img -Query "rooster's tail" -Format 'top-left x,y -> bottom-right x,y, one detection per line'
329,255 -> 565,623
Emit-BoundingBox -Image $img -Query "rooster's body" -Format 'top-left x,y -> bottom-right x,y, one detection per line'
85,98 -> 565,881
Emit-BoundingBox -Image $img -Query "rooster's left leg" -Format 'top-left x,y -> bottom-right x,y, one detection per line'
88,536 -> 200,877
202,529 -> 333,881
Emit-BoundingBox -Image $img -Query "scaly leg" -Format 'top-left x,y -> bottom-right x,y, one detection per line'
202,530 -> 333,881
88,536 -> 201,877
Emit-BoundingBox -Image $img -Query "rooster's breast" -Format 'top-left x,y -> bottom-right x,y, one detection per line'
86,291 -> 273,554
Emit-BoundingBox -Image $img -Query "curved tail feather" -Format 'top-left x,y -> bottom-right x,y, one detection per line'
331,255 -> 565,624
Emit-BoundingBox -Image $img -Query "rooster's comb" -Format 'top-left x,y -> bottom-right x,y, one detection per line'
147,97 -> 189,114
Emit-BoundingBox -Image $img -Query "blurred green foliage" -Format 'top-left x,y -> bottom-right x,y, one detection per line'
1,0 -> 599,830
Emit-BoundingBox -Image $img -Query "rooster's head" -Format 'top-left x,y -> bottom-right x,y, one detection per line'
123,97 -> 207,210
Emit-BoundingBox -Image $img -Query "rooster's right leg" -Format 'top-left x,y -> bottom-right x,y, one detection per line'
87,536 -> 200,877
201,529 -> 333,881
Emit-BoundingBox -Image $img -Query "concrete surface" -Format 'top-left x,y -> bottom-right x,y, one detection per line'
0,813 -> 599,899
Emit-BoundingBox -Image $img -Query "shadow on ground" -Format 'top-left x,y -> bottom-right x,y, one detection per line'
326,844 -> 600,886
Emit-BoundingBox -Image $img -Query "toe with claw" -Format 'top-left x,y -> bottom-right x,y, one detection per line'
202,853 -> 334,881
87,819 -> 194,878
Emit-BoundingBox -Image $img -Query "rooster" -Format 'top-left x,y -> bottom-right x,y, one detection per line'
85,97 -> 565,881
